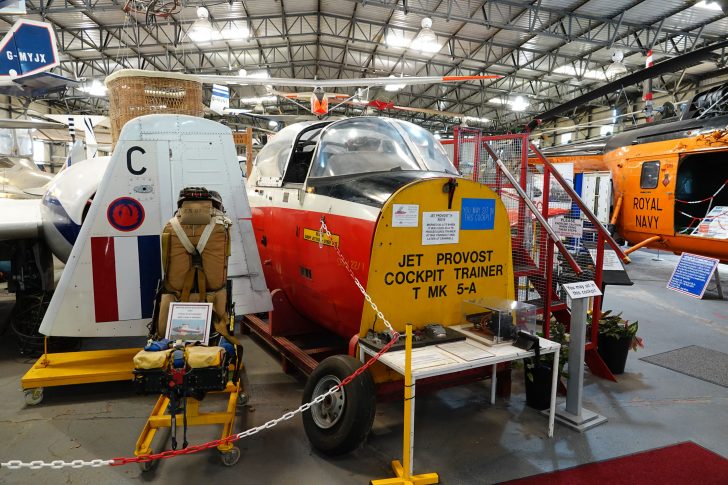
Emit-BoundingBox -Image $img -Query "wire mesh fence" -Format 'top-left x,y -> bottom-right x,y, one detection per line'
451,127 -> 610,339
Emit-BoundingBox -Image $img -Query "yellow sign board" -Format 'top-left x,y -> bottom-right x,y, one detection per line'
302,228 -> 339,247
360,178 -> 514,336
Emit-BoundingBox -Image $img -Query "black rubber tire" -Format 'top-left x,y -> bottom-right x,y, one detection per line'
302,355 -> 376,456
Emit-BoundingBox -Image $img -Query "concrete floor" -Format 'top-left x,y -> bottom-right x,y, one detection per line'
1,249 -> 728,484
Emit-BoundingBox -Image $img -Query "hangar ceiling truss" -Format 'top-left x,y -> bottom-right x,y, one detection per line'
12,0 -> 728,131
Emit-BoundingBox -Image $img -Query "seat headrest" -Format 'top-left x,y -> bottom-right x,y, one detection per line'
178,200 -> 213,225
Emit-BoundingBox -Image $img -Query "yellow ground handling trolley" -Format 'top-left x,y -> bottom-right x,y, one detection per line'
132,340 -> 244,471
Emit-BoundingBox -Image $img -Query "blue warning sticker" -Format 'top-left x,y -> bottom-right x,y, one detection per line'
461,198 -> 495,230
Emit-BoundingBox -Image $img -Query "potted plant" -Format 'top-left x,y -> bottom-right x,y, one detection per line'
524,319 -> 569,410
592,310 -> 644,375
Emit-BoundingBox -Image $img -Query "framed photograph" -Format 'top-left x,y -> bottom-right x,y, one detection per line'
165,302 -> 213,345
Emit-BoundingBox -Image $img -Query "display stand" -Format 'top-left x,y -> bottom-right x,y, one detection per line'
21,337 -> 138,405
134,378 -> 242,471
551,281 -> 607,431
371,324 -> 439,485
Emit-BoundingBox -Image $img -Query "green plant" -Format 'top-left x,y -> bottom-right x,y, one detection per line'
526,318 -> 569,382
590,310 -> 644,351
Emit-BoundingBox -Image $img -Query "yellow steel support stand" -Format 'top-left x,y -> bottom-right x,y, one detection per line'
20,338 -> 140,405
135,378 -> 242,465
372,324 -> 439,485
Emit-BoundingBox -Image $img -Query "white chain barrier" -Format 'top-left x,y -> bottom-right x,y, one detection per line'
2,217 -> 397,470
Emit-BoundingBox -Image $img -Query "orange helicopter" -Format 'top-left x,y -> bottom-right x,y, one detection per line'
528,38 -> 728,262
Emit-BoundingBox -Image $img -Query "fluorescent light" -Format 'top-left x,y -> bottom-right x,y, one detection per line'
81,79 -> 107,96
268,120 -> 278,128
384,75 -> 406,92
434,133 -> 441,139
386,30 -> 410,48
411,18 -> 440,53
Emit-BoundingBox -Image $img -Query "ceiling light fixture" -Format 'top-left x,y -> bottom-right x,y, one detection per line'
411,18 -> 440,53
189,6 -> 215,43
695,0 -> 724,11
605,50 -> 628,81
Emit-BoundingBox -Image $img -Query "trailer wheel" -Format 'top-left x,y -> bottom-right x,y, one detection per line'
302,355 -> 376,456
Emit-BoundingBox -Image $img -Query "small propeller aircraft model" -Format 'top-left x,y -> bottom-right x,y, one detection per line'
0,19 -> 78,97
201,73 -> 501,117
529,38 -> 728,262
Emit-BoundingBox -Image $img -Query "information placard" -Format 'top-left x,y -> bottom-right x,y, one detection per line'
461,198 -> 495,230
691,206 -> 728,239
392,204 -> 419,227
422,211 -> 459,245
165,302 -> 212,344
588,248 -> 624,271
667,252 -> 719,299
562,281 -> 602,299
552,217 -> 583,238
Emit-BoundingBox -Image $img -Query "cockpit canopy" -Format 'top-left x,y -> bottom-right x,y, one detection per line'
251,117 -> 457,186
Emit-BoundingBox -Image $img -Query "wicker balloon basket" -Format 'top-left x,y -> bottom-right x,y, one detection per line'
105,69 -> 204,145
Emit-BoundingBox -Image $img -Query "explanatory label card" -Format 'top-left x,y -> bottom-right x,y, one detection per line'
392,204 -> 419,227
588,248 -> 625,271
552,217 -> 584,238
562,280 -> 602,299
422,211 -> 459,245
667,252 -> 719,299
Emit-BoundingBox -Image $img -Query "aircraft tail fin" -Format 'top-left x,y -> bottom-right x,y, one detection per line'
209,84 -> 230,115
61,140 -> 85,170
0,19 -> 59,78
40,114 -> 272,337
82,116 -> 98,159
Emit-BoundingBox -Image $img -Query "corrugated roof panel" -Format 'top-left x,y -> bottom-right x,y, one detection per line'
621,0 -> 689,25
574,0 -> 641,18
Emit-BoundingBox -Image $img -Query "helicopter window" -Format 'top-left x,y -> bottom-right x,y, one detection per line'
397,122 -> 458,175
640,161 -> 660,189
675,151 -> 728,234
310,118 -> 419,178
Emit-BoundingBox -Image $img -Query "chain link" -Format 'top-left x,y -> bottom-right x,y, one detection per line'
3,218 -> 399,471
2,459 -> 114,470
318,218 -> 397,336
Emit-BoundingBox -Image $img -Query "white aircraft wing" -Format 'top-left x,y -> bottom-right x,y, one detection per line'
0,118 -> 66,130
197,74 -> 500,88
0,199 -> 42,240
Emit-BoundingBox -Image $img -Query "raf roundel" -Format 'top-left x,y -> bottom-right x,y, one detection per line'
107,197 -> 145,232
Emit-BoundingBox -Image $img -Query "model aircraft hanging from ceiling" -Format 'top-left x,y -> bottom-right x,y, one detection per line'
0,19 -> 78,97
200,73 -> 501,117
527,37 -> 728,262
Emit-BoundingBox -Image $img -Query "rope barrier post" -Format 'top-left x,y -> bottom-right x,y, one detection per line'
372,324 -> 439,485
